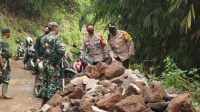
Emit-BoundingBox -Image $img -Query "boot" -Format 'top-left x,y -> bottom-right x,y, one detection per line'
2,83 -> 13,99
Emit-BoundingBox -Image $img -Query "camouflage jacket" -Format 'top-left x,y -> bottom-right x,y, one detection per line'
40,33 -> 65,64
0,38 -> 11,69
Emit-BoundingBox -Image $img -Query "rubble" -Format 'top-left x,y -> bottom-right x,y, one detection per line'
167,94 -> 196,112
36,61 -> 196,112
96,91 -> 122,110
114,95 -> 146,112
104,61 -> 125,78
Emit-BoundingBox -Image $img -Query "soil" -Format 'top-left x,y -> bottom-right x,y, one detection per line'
0,59 -> 42,112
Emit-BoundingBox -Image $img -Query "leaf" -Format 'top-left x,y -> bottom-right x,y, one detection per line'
191,4 -> 195,19
187,10 -> 192,29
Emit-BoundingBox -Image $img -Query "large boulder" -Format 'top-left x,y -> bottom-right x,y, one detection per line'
104,61 -> 125,78
59,83 -> 75,96
114,95 -> 146,112
167,94 -> 196,112
146,102 -> 169,112
84,65 -> 95,73
128,69 -> 148,85
95,62 -> 108,76
47,94 -> 63,107
97,91 -> 122,110
68,85 -> 85,99
79,95 -> 95,112
85,62 -> 108,79
143,81 -> 166,103
70,75 -> 89,85
122,83 -> 142,97
110,69 -> 132,85
83,78 -> 99,90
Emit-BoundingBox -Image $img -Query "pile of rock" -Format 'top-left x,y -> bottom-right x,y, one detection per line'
38,61 -> 197,112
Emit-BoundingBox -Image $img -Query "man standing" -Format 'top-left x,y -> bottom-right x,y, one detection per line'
80,24 -> 109,65
107,23 -> 135,68
0,28 -> 13,99
35,25 -> 49,65
40,22 -> 65,105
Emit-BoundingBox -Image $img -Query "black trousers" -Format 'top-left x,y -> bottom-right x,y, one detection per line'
115,57 -> 130,69
41,97 -> 49,107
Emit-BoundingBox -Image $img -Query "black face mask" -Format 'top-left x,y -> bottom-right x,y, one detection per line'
87,29 -> 94,34
109,27 -> 117,34
44,31 -> 49,34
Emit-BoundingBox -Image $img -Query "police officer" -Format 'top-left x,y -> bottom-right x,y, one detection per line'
0,28 -> 13,99
107,23 -> 135,68
80,24 -> 109,65
40,22 -> 65,105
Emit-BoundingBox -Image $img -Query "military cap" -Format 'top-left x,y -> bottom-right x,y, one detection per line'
1,28 -> 10,34
48,22 -> 59,29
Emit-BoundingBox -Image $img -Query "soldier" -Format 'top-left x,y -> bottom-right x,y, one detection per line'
33,26 -> 49,98
35,25 -> 49,65
107,23 -> 135,68
0,28 -> 13,99
40,22 -> 65,105
80,24 -> 110,65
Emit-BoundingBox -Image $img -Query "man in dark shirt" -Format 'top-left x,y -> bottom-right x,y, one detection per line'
35,25 -> 49,64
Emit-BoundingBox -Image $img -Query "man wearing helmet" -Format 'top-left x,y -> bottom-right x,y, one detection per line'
0,28 -> 13,99
40,22 -> 65,105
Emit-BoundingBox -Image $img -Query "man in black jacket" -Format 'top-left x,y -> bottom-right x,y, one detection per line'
35,25 -> 49,64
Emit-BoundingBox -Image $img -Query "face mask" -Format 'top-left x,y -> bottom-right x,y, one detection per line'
109,27 -> 117,34
45,31 -> 49,34
87,29 -> 94,34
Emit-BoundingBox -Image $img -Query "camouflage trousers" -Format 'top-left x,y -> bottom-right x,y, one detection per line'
0,59 -> 11,84
0,70 -> 11,84
40,60 -> 62,99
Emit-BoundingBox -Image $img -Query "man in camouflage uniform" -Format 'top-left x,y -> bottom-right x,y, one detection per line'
80,24 -> 110,65
40,22 -> 65,105
107,23 -> 135,68
0,28 -> 13,99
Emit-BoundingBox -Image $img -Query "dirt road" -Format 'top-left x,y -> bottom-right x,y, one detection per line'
0,59 -> 41,112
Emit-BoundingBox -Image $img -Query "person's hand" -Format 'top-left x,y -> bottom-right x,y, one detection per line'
36,59 -> 41,65
112,57 -> 116,61
2,66 -> 6,72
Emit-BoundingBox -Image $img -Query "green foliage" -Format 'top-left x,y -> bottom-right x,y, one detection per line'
161,57 -> 188,89
150,57 -> 200,104
0,0 -> 80,17
81,0 -> 200,70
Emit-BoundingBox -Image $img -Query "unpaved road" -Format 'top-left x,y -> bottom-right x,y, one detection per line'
0,59 -> 41,112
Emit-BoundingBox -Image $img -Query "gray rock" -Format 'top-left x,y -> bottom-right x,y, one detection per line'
121,77 -> 135,89
164,93 -> 178,101
70,75 -> 89,85
121,69 -> 148,90
83,79 -> 99,90
122,83 -> 142,97
128,69 -> 148,85
146,102 -> 169,112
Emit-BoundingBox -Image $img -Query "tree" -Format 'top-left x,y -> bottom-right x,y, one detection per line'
81,0 -> 200,70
